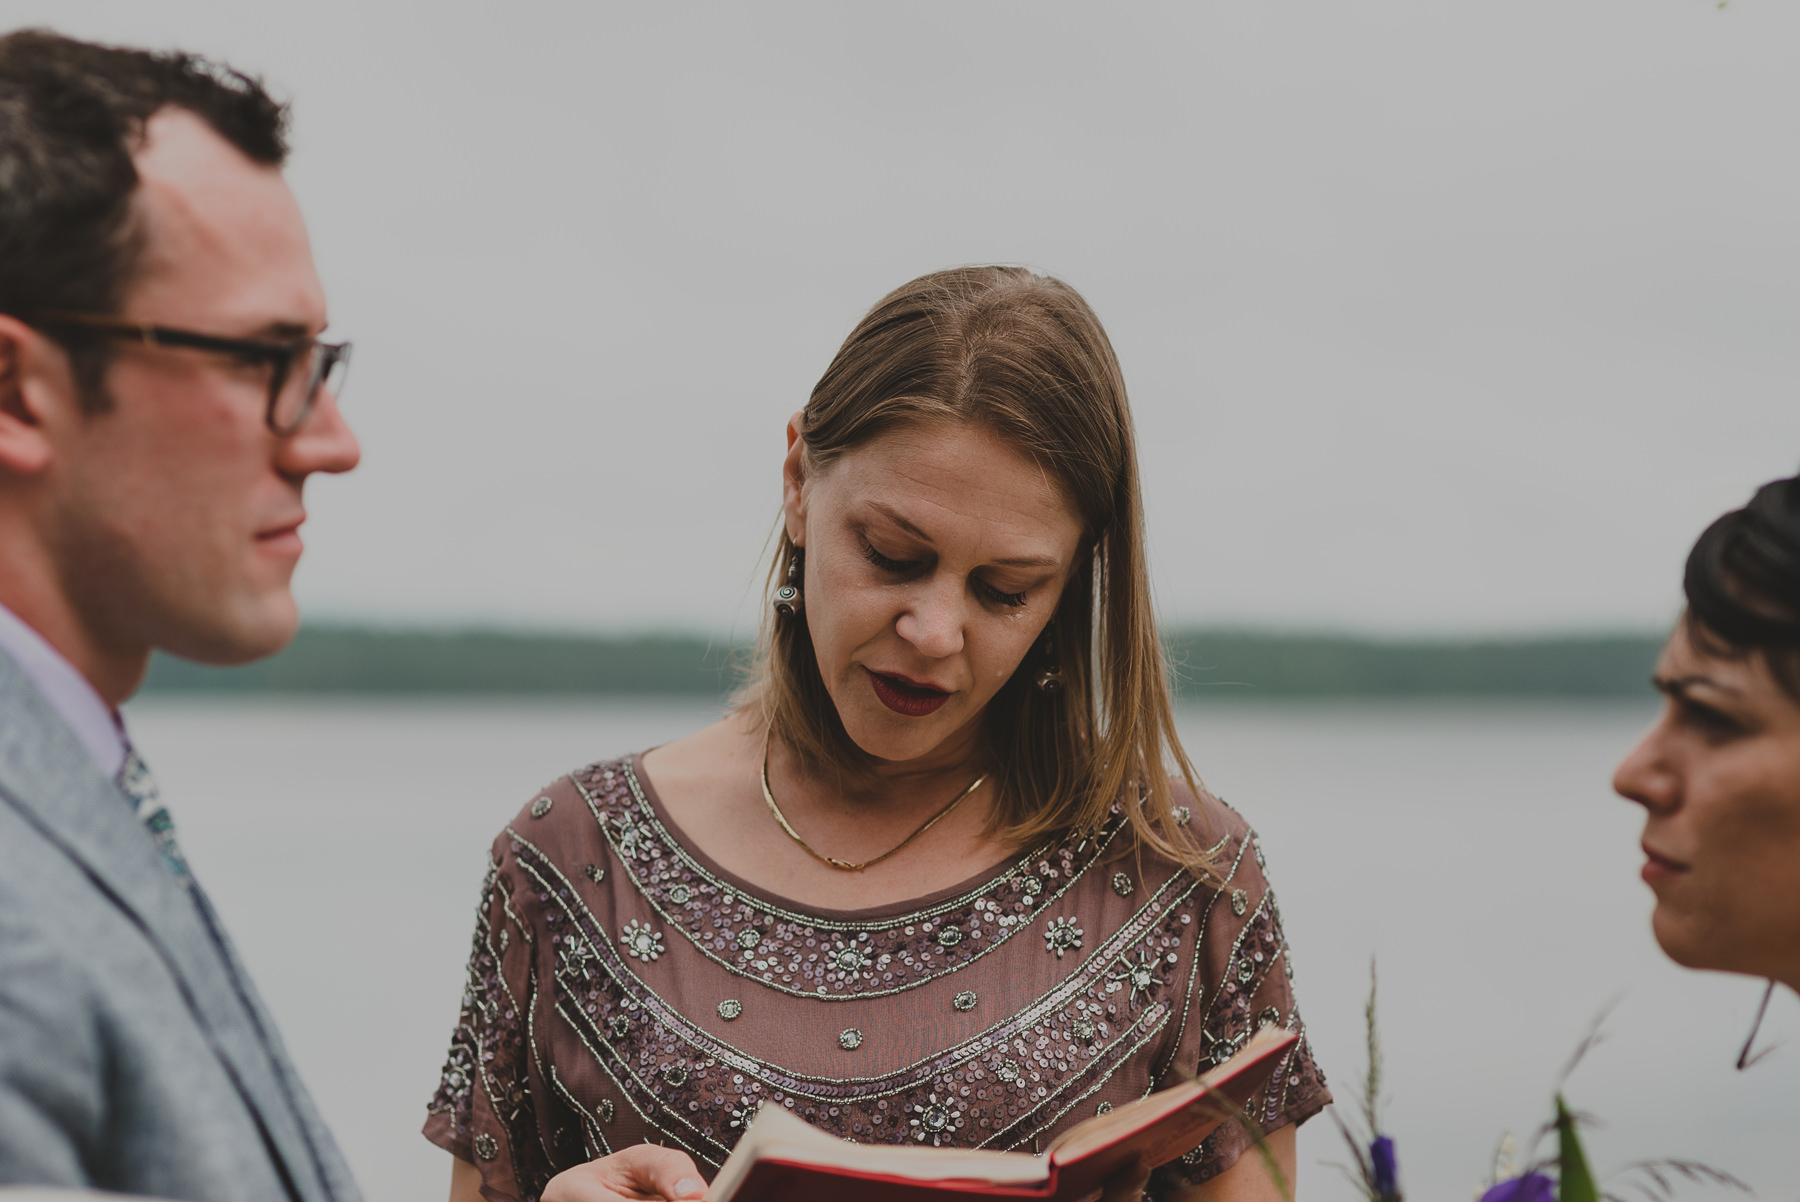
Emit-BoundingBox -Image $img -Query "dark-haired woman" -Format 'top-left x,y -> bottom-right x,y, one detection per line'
424,267 -> 1330,1202
1615,472 -> 1800,997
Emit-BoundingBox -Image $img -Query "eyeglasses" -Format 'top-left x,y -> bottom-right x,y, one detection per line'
27,310 -> 352,435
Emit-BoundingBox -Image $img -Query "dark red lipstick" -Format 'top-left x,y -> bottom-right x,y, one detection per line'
866,668 -> 950,717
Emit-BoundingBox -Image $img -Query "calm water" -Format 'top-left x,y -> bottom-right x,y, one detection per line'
122,696 -> 1797,1201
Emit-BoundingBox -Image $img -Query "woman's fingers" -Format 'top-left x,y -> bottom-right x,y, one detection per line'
540,1144 -> 708,1201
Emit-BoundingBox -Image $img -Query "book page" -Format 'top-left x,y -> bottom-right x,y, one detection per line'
1046,1027 -> 1296,1167
708,1104 -> 1051,1200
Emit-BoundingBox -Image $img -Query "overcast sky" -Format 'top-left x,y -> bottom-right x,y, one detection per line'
17,0 -> 1800,637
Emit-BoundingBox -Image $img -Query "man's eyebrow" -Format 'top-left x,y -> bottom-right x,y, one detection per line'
246,321 -> 313,341
864,502 -> 1060,568
1653,673 -> 1743,699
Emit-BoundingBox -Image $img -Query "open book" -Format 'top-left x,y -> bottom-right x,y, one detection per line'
706,1026 -> 1297,1201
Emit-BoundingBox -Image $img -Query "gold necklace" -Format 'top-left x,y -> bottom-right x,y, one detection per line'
759,732 -> 988,872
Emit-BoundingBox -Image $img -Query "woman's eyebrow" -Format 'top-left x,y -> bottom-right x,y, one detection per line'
865,501 -> 931,543
1654,673 -> 1742,699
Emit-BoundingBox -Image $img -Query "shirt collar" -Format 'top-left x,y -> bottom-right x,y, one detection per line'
0,600 -> 129,778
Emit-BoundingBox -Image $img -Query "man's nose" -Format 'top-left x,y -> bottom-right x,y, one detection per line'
278,385 -> 360,477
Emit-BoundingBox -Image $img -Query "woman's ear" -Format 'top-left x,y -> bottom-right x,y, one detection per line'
781,410 -> 807,547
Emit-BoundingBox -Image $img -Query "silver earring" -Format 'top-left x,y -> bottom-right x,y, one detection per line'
1034,624 -> 1063,693
774,550 -> 804,620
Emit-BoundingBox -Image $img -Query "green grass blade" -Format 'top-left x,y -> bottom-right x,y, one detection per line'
1555,1095 -> 1599,1202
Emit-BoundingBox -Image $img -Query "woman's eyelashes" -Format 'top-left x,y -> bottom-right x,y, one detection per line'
974,578 -> 1030,608
860,540 -> 918,575
858,539 -> 1031,608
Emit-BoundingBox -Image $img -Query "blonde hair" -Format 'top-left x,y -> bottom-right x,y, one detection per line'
738,265 -> 1212,874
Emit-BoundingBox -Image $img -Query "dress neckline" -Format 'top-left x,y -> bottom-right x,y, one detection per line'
625,751 -> 1044,924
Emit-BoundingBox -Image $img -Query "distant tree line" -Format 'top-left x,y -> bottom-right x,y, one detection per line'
140,625 -> 1664,700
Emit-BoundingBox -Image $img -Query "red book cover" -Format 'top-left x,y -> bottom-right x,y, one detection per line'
706,1026 -> 1298,1201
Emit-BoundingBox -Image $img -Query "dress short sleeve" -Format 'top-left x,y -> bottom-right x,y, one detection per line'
1145,801 -> 1330,1193
423,804 -> 583,1202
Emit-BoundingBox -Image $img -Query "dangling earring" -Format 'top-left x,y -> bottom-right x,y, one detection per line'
774,549 -> 804,620
1033,623 -> 1063,693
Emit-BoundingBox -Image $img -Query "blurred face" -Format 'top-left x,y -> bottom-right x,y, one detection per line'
1613,622 -> 1800,986
783,419 -> 1084,769
45,108 -> 359,668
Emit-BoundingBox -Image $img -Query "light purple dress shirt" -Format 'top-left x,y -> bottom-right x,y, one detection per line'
0,600 -> 128,778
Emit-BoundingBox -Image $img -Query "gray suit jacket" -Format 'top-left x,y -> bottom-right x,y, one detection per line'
0,652 -> 361,1202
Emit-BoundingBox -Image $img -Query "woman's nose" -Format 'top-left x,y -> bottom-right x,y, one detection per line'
1614,719 -> 1678,816
895,579 -> 965,659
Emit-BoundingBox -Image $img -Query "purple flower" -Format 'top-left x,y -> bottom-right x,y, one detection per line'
1370,1135 -> 1399,1200
1480,1173 -> 1555,1202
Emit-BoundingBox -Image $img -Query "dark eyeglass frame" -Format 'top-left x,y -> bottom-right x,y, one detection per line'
27,310 -> 352,435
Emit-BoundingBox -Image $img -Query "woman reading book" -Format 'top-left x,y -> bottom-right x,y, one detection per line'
423,266 -> 1331,1201
1614,473 -> 1800,1041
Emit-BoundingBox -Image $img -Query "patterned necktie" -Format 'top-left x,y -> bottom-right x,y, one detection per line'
117,747 -> 192,883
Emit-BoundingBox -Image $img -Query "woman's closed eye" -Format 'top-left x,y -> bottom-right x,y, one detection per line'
973,578 -> 1029,608
1673,696 -> 1749,742
860,540 -> 1031,608
861,540 -> 921,575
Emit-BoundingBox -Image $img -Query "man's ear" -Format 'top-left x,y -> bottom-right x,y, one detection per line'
0,317 -> 66,476
781,410 -> 807,547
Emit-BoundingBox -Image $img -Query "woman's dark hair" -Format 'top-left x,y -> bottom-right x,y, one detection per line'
1683,472 -> 1800,700
0,29 -> 288,407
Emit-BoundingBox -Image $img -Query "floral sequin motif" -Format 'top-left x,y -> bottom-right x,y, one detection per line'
1043,916 -> 1084,958
619,920 -> 663,962
909,1092 -> 963,1145
826,940 -> 872,982
1107,949 -> 1165,1008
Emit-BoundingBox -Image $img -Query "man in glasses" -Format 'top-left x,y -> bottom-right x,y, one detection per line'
0,29 -> 361,1202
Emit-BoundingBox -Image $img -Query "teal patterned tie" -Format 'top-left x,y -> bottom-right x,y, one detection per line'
117,747 -> 191,883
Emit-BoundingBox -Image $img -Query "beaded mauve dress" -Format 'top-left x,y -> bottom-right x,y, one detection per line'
424,755 -> 1329,1201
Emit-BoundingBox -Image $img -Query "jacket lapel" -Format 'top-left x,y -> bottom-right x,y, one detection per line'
0,651 -> 327,1202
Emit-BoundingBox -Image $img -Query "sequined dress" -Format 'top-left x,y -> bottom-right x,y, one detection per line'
423,755 -> 1329,1200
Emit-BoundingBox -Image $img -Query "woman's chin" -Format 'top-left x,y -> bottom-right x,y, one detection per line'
1652,908 -> 1762,978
